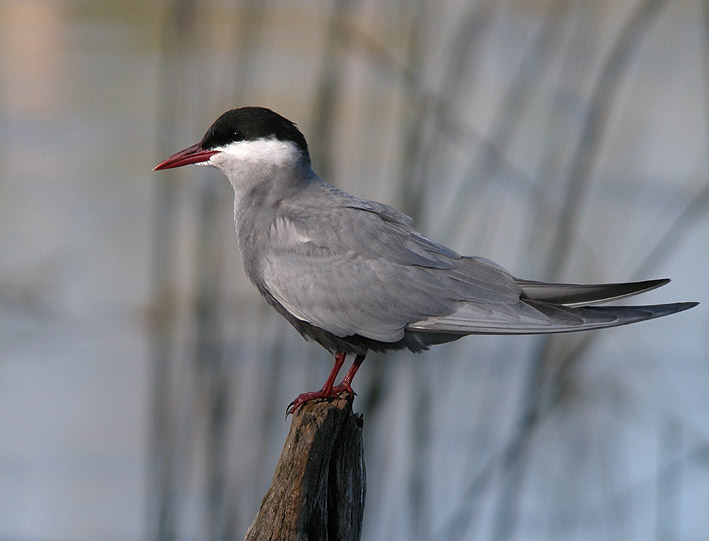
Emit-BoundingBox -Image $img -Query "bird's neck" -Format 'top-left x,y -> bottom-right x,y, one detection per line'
228,158 -> 316,211
229,159 -> 318,272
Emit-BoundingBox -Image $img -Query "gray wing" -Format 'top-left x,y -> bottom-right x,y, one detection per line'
408,299 -> 696,335
517,278 -> 669,306
409,278 -> 696,335
259,190 -> 696,342
259,200 -> 523,342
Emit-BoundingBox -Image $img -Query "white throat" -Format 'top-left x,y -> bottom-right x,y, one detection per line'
206,136 -> 314,203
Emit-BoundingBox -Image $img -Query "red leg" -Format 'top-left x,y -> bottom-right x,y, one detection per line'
287,352 -> 347,415
332,354 -> 366,395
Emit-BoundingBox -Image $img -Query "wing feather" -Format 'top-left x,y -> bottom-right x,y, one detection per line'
260,201 -> 521,342
518,278 -> 670,306
255,187 -> 694,345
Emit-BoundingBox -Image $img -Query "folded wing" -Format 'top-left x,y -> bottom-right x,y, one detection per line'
260,196 -> 696,343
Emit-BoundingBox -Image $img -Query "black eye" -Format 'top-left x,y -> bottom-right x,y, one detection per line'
233,130 -> 243,140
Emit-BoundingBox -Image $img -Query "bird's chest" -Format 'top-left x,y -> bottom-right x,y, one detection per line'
235,211 -> 273,283
235,202 -> 302,285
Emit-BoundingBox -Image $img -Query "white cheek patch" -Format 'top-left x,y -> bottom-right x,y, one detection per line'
211,137 -> 303,167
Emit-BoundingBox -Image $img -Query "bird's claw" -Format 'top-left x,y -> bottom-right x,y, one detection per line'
285,385 -> 356,418
285,390 -> 327,418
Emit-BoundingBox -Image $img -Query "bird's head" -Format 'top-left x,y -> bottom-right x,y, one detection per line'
153,107 -> 311,173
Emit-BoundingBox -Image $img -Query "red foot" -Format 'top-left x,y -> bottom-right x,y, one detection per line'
332,381 -> 356,396
285,353 -> 366,417
286,387 -> 348,416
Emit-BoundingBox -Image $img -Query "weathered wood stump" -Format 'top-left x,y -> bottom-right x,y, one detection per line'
245,395 -> 365,541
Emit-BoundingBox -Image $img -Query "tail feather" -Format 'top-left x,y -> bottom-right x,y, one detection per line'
408,300 -> 698,336
526,301 -> 698,333
517,278 -> 670,307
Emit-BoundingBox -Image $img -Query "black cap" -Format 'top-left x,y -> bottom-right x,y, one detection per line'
200,107 -> 310,162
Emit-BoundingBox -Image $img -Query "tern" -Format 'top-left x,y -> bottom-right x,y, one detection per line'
154,106 -> 697,414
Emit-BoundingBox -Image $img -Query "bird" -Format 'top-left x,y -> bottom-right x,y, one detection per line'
154,106 -> 698,414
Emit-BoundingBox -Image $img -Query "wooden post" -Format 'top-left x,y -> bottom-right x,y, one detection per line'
245,395 -> 365,541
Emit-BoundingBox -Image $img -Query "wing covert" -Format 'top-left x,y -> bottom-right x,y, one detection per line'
259,207 -> 523,342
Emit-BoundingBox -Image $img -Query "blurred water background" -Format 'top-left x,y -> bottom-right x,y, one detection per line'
1,0 -> 708,539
